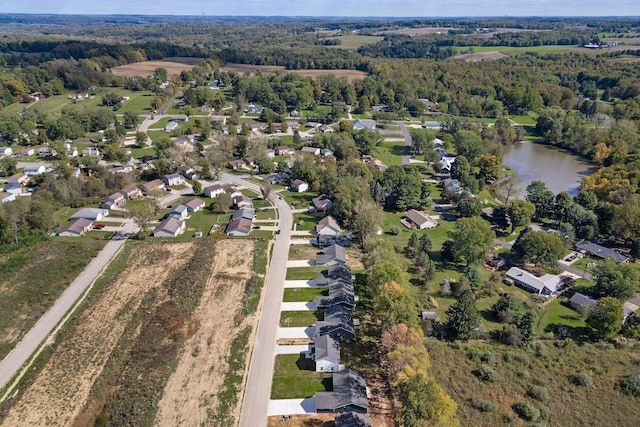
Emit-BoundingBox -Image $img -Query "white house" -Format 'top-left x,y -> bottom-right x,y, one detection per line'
0,147 -> 12,157
163,173 -> 185,186
4,181 -> 23,195
402,209 -> 437,230
313,334 -> 342,373
290,179 -> 309,193
70,208 -> 109,221
58,218 -> 94,237
506,267 -> 563,296
153,217 -> 186,237
0,192 -> 17,204
204,184 -> 224,198
182,198 -> 205,213
24,165 -> 48,176
82,147 -> 101,157
168,204 -> 189,220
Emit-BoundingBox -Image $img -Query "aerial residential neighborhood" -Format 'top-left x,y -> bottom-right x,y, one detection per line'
1,9 -> 640,427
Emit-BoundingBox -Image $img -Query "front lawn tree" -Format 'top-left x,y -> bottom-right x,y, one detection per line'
507,200 -> 535,233
448,217 -> 495,265
446,289 -> 480,341
587,297 -> 623,340
512,230 -> 565,268
593,258 -> 639,301
129,200 -> 154,238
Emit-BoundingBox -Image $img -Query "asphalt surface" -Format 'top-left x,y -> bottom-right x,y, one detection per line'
227,174 -> 294,427
0,219 -> 138,395
398,121 -> 412,166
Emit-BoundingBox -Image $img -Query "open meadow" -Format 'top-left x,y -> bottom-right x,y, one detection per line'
110,57 -> 203,77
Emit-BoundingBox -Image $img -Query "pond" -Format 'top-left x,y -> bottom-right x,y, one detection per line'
502,141 -> 597,197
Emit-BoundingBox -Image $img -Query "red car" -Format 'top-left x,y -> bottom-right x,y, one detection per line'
93,223 -> 106,230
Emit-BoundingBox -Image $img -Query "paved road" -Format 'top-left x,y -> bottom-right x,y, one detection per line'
398,121 -> 412,166
0,219 -> 138,396
230,174 -> 294,427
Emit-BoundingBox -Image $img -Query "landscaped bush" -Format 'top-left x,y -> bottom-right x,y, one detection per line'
570,371 -> 594,387
512,400 -> 541,421
389,225 -> 401,235
469,396 -> 496,412
527,385 -> 550,402
616,373 -> 640,397
473,364 -> 500,383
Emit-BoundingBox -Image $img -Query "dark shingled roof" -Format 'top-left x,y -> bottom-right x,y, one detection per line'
335,412 -> 372,427
314,334 -> 340,361
576,241 -> 629,263
316,305 -> 355,340
315,369 -> 368,413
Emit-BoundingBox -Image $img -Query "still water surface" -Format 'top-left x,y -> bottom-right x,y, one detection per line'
502,142 -> 597,197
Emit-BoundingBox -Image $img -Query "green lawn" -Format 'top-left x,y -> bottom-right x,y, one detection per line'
511,114 -> 537,125
271,354 -> 332,399
255,209 -> 277,220
539,297 -> 586,332
279,310 -> 322,327
454,45 -> 578,54
325,35 -> 384,50
374,139 -> 404,168
293,212 -> 318,231
288,245 -> 321,260
130,147 -> 155,158
281,191 -> 317,209
283,287 -> 327,302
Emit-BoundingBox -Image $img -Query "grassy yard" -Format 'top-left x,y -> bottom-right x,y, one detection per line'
374,139 -> 404,168
281,190 -> 317,209
325,35 -> 384,50
271,354 -> 332,399
255,209 -> 277,220
288,245 -> 321,260
286,267 -> 326,280
0,238 -> 107,359
283,287 -> 327,302
279,310 -> 322,327
293,212 -> 318,231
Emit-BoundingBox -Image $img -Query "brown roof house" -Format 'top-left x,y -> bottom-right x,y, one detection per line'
226,218 -> 252,236
182,198 -> 205,213
153,217 -> 186,237
140,179 -> 165,193
59,218 -> 94,237
401,209 -> 437,230
101,192 -> 126,210
312,194 -> 333,213
290,179 -> 309,193
316,216 -> 342,236
120,184 -> 142,200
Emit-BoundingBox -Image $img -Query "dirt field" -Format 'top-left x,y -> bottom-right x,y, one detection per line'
154,239 -> 255,427
377,27 -> 452,36
0,243 -> 194,427
221,63 -> 367,83
448,51 -> 509,62
110,57 -> 203,77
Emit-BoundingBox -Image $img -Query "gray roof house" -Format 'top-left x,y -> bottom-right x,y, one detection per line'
335,412 -> 372,427
506,267 -> 563,296
182,198 -> 205,212
569,292 -> 597,311
576,241 -> 629,263
315,244 -> 347,267
315,369 -> 368,414
352,118 -> 376,130
168,204 -> 189,220
312,194 -> 333,213
232,208 -> 255,221
313,334 -> 342,373
317,234 -> 353,248
153,217 -> 186,237
328,264 -> 355,282
316,305 -> 355,340
316,285 -> 356,310
70,208 -> 109,221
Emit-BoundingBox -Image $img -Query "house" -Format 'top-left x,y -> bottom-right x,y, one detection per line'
316,283 -> 356,310
317,234 -> 353,248
315,369 -> 368,414
328,264 -> 355,282
164,173 -> 185,186
22,92 -> 43,103
25,165 -> 48,176
120,184 -> 142,200
266,149 -> 276,159
111,164 -> 134,174
227,159 -> 246,170
101,192 -> 126,210
67,147 -> 79,158
8,172 -> 29,185
624,293 -> 640,320
312,194 -> 333,213
204,184 -> 225,198
0,147 -> 12,157
58,218 -> 94,237
438,156 -> 456,172
82,147 -> 101,157
226,218 -> 252,236
223,186 -> 242,198
165,121 -> 179,132
168,204 -> 189,220
402,209 -> 437,230
4,181 -> 23,195
335,412 -> 371,427
290,179 -> 309,193
180,166 -> 200,180
245,104 -> 263,114
70,208 -> 109,221
316,305 -> 355,340
442,178 -> 464,194
316,216 -> 342,236
211,115 -> 227,125
153,217 -> 186,237
182,198 -> 205,213
506,267 -> 563,296
232,208 -> 255,221
569,292 -> 597,312
140,179 -> 165,193
38,147 -> 54,158
171,115 -> 189,122
316,244 -> 348,267
0,192 -> 17,204
313,334 -> 342,373
352,119 -> 376,130
233,195 -> 253,209
301,146 -> 321,156
277,146 -> 294,156
575,241 -> 629,263
243,157 -> 256,166
286,120 -> 300,129
15,147 -> 35,157
321,148 -> 334,158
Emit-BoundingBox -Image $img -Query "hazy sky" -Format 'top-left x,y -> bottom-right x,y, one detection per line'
1,0 -> 639,17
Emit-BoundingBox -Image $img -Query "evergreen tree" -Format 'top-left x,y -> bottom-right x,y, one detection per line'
445,289 -> 480,341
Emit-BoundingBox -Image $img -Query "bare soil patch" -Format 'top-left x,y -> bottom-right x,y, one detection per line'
110,57 -> 203,77
220,63 -> 367,83
1,243 -> 193,427
154,239 -> 256,427
448,51 -> 508,62
377,27 -> 452,36
268,414 -> 336,427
